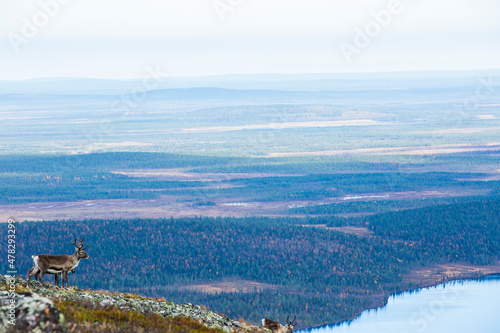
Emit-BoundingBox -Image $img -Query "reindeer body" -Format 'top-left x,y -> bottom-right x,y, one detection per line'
28,266 -> 75,286
262,316 -> 296,333
27,237 -> 89,288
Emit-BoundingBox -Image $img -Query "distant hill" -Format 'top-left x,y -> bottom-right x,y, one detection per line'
1,69 -> 499,95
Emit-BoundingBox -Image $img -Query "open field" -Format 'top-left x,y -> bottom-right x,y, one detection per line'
267,143 -> 500,157
124,279 -> 278,295
0,188 -> 488,222
111,169 -> 304,181
184,280 -> 278,294
181,119 -> 384,133
405,262 -> 500,288
303,225 -> 375,237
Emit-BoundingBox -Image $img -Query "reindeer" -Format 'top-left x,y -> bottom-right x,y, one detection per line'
262,316 -> 297,333
27,237 -> 89,288
27,266 -> 75,287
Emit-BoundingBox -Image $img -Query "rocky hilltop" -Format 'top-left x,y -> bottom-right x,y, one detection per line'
0,275 -> 266,333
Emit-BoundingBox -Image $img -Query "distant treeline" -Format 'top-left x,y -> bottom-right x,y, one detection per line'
2,200 -> 499,327
1,153 -> 498,205
0,152 -> 244,173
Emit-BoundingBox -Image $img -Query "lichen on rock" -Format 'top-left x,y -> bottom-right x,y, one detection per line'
1,275 -> 265,333
0,289 -> 65,333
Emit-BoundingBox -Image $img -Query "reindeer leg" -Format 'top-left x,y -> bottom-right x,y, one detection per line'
27,267 -> 40,288
66,270 -> 71,288
61,269 -> 66,288
39,270 -> 47,288
70,269 -> 77,288
27,268 -> 33,288
55,273 -> 60,287
66,270 -> 70,288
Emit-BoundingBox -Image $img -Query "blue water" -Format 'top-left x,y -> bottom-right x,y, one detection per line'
300,276 -> 500,333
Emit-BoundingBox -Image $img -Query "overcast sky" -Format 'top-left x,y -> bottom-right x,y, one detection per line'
0,0 -> 499,80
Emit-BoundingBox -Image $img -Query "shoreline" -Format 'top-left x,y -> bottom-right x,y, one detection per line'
300,268 -> 500,331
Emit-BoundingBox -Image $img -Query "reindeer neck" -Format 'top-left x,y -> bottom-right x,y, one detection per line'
70,250 -> 82,264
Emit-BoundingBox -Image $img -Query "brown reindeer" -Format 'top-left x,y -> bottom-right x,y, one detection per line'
27,237 -> 89,288
262,316 -> 297,333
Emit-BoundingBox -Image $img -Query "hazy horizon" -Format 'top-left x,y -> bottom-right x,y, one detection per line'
1,68 -> 499,82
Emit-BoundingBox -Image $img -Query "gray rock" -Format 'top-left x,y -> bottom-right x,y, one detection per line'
99,299 -> 115,307
0,291 -> 66,333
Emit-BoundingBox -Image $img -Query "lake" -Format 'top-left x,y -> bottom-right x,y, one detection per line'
300,275 -> 500,333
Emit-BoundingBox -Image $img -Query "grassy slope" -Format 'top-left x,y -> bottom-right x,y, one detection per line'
1,275 -> 263,333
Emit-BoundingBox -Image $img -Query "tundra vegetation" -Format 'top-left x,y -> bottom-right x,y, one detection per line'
1,275 -> 259,333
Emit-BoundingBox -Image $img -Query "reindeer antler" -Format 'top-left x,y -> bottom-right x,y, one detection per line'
72,237 -> 86,249
291,316 -> 297,326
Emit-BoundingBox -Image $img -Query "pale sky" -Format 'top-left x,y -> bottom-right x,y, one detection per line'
0,0 -> 499,80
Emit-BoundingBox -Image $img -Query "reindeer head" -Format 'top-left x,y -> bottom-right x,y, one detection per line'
262,316 -> 297,333
285,316 -> 297,333
72,237 -> 89,260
